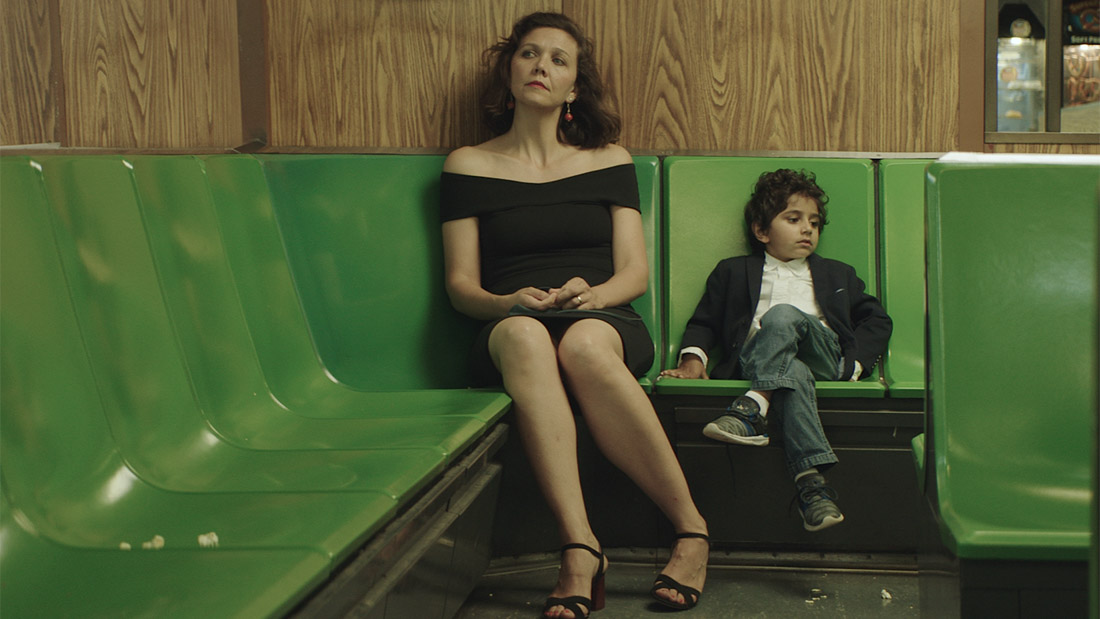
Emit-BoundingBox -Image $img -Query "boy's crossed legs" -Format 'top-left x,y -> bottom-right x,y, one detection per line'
702,304 -> 845,531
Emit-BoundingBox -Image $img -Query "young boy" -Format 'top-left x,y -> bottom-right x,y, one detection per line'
660,169 -> 892,531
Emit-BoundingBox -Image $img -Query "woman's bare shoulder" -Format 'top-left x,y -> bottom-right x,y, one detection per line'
443,140 -> 511,175
443,146 -> 485,175
590,143 -> 633,167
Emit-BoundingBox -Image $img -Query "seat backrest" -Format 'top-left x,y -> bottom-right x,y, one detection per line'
925,159 -> 1097,559
256,155 -> 478,390
663,157 -> 876,370
129,156 -> 274,413
879,159 -> 931,397
0,157 -> 128,537
33,156 -> 221,478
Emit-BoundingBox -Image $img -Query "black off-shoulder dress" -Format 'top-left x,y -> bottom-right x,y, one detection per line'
440,163 -> 655,386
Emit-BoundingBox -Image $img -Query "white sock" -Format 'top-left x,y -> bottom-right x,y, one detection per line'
795,467 -> 819,482
745,390 -> 770,417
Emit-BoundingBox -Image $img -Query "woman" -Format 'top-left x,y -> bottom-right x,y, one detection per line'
440,12 -> 708,618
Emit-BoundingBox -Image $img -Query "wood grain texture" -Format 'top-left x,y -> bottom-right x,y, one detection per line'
990,142 -> 1100,154
572,0 -> 960,152
958,0 -> 985,151
6,0 -> 1093,152
873,0 -> 960,151
265,0 -> 558,147
58,0 -> 241,147
237,0 -> 269,145
1,0 -> 59,145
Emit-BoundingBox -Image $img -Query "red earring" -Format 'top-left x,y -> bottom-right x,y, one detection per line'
564,101 -> 573,122
506,95 -> 514,110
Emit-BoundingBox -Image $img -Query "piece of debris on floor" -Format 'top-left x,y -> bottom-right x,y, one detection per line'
806,587 -> 828,605
141,534 -> 165,550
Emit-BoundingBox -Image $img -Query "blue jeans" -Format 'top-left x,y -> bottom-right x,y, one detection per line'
738,304 -> 841,479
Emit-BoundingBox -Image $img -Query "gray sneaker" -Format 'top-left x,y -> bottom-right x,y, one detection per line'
702,396 -> 769,446
794,473 -> 844,532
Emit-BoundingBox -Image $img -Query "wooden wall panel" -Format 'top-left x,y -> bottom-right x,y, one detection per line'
570,0 -> 959,152
58,0 -> 241,147
265,0 -> 558,148
4,0 -> 1092,152
991,142 -> 1100,154
1,0 -> 59,145
873,0 -> 959,152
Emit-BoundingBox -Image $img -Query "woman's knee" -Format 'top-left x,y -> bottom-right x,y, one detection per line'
489,317 -> 555,365
557,320 -> 623,376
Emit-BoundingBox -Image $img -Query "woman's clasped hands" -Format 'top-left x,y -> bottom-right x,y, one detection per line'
511,277 -> 602,312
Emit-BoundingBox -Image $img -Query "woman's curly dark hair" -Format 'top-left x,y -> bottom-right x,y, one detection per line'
479,12 -> 621,149
744,169 -> 830,253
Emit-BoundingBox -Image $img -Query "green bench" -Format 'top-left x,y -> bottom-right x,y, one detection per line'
0,153 -> 662,617
655,156 -> 886,398
41,155 -> 489,476
919,157 -> 1097,615
8,149 -> 1092,616
1,156 -> 390,617
1,154 -> 515,616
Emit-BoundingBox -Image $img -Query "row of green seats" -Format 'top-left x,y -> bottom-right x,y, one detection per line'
655,156 -> 928,399
0,155 -> 515,616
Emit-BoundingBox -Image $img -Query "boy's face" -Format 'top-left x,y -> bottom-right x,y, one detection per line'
753,194 -> 821,262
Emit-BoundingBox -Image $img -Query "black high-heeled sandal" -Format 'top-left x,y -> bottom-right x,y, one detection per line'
542,543 -> 607,618
650,532 -> 709,610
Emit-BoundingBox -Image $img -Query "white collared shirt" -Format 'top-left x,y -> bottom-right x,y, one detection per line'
678,253 -> 862,380
749,253 -> 828,340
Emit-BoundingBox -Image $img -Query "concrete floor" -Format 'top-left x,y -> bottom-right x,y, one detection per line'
456,550 -> 920,618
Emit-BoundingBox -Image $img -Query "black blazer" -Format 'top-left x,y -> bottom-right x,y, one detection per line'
679,253 -> 892,381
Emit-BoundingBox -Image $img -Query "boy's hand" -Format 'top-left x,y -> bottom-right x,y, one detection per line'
659,355 -> 708,380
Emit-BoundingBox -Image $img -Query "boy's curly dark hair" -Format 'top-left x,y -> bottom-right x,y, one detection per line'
479,12 -> 621,149
744,169 -> 829,253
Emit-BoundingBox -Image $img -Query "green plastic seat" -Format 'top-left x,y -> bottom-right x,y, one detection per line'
201,155 -> 511,426
34,155 -> 455,497
129,155 -> 506,455
253,155 -> 482,391
0,157 -> 415,571
924,159 -> 1097,560
657,156 -> 885,397
879,160 -> 931,398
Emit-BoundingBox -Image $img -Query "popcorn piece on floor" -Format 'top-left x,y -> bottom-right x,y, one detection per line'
119,542 -> 132,551
881,588 -> 893,600
197,532 -> 219,548
141,534 -> 165,550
